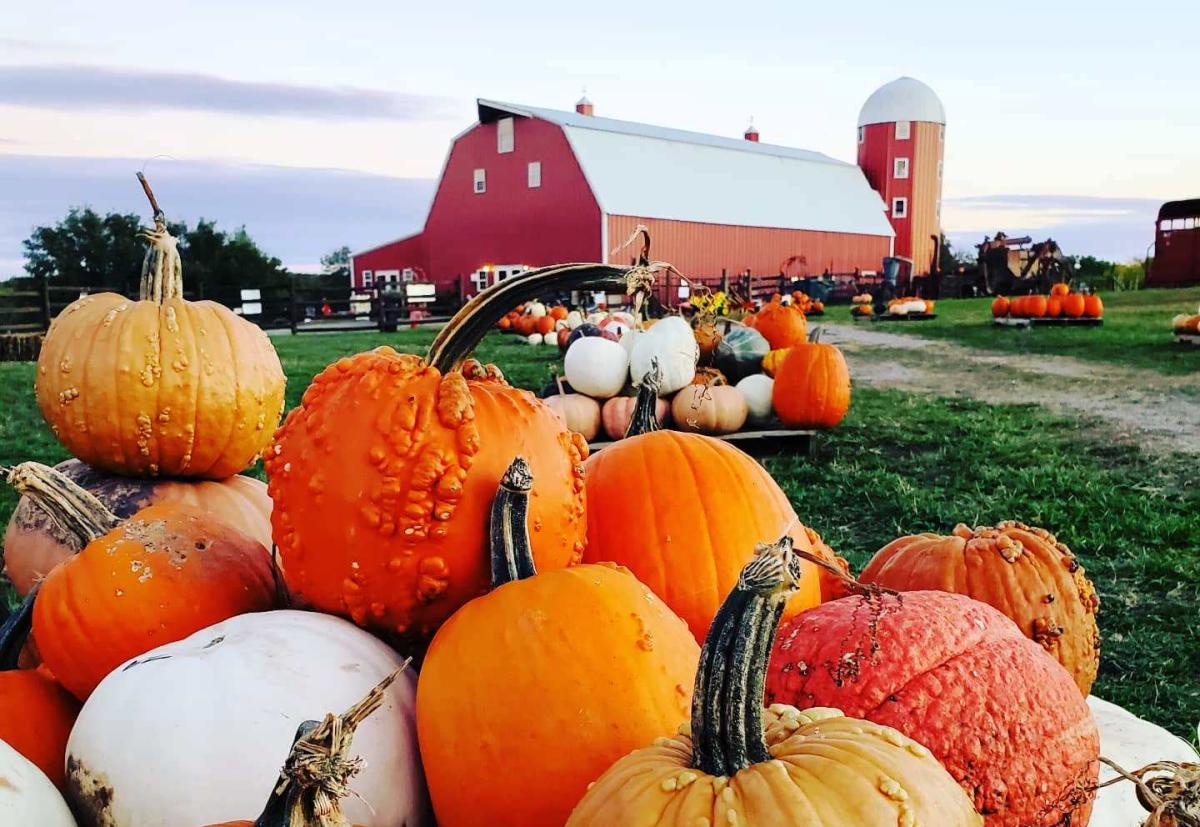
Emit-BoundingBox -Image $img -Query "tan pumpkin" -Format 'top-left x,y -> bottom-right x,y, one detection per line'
542,377 -> 601,442
670,384 -> 747,435
35,175 -> 285,479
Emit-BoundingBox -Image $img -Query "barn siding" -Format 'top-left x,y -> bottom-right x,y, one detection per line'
351,233 -> 428,289
607,214 -> 891,277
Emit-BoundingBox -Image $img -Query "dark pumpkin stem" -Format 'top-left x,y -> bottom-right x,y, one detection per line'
691,535 -> 802,777
808,326 -> 823,344
253,662 -> 409,827
624,362 -> 663,438
0,586 -> 36,671
489,457 -> 537,589
4,462 -> 120,547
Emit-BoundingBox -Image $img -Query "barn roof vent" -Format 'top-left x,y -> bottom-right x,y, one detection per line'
744,118 -> 759,142
576,94 -> 594,116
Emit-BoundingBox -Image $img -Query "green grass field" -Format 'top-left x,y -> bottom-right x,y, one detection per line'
821,286 -> 1200,375
2,323 -> 1197,738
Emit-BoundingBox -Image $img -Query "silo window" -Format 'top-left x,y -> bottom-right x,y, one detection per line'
893,158 -> 910,179
892,197 -> 908,218
858,126 -> 865,144
497,118 -> 514,153
528,161 -> 542,188
473,168 -> 486,194
895,121 -> 911,140
937,160 -> 943,180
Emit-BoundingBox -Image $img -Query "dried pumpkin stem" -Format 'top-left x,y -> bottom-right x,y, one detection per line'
134,172 -> 184,303
4,462 -> 120,547
489,457 -> 537,588
624,364 -> 663,438
691,535 -> 801,777
254,661 -> 412,827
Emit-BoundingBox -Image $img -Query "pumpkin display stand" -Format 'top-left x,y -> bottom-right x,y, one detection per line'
994,316 -> 1104,328
869,312 -> 938,322
1174,331 -> 1200,346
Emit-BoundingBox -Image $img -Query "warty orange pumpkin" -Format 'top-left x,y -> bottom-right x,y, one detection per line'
771,328 -> 851,428
860,521 -> 1100,694
34,175 -> 285,479
5,462 -> 276,700
417,458 -> 699,827
267,262 -> 649,646
584,374 -> 848,640
567,538 -> 982,827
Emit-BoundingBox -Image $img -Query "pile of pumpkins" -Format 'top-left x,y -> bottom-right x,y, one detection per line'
1,229 -> 1192,826
992,283 -> 1104,319
548,293 -> 851,442
887,295 -> 936,315
787,289 -> 825,315
497,300 -> 575,345
1171,306 -> 1200,336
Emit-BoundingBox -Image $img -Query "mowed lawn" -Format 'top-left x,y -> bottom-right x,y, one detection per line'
1,325 -> 1197,738
821,286 -> 1200,375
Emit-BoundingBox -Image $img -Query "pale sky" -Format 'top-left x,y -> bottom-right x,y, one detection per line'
2,0 -> 1197,272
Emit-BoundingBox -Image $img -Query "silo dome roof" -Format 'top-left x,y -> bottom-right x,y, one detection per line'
858,77 -> 945,127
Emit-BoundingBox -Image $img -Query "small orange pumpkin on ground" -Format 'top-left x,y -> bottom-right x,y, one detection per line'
860,521 -> 1100,695
991,296 -> 1010,317
772,328 -> 851,429
1084,293 -> 1104,317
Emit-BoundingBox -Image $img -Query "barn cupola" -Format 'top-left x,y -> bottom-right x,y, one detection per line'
744,119 -> 759,142
856,76 -> 946,279
575,94 -> 594,116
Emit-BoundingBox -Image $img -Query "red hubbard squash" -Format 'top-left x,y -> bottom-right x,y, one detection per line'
584,375 -> 848,640
991,296 -> 1010,318
1084,293 -> 1104,318
1062,293 -> 1086,318
267,263 -> 639,645
766,590 -> 1099,826
6,462 -> 276,700
34,175 -> 285,479
772,328 -> 851,428
418,459 -> 699,827
3,457 -> 271,596
568,540 -> 982,827
747,295 -> 808,349
861,521 -> 1099,695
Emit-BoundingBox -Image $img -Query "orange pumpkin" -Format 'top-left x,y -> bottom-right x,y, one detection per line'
34,178 -> 285,479
1046,295 -> 1063,317
0,657 -> 78,790
1051,282 -> 1070,296
1026,295 -> 1048,318
497,316 -> 512,330
693,322 -> 723,360
267,263 -> 635,646
746,295 -> 808,349
860,521 -> 1100,695
419,459 -> 699,827
6,462 -> 276,700
991,296 -> 1010,317
534,315 -> 556,335
1084,293 -> 1104,318
3,458 -> 271,597
1062,293 -> 1086,318
549,305 -> 569,321
583,378 -> 848,640
772,329 -> 850,429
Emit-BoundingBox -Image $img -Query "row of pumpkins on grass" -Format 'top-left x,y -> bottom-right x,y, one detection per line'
992,283 -> 1105,319
1170,306 -> 1200,334
850,293 -> 936,317
0,209 -> 1186,827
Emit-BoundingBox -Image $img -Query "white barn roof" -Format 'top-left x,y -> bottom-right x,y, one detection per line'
477,100 -> 894,238
857,77 -> 945,127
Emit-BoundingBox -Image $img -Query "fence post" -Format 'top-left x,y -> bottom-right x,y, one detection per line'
288,277 -> 297,335
39,276 -> 53,331
720,268 -> 729,295
458,274 -> 466,306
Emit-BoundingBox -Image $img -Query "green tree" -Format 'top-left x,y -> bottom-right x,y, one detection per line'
321,246 -> 352,280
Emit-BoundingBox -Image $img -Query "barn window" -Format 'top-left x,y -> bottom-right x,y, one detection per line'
891,197 -> 908,218
528,161 -> 541,188
497,118 -> 514,154
473,168 -> 486,194
857,126 -> 865,144
402,268 -> 415,282
362,270 -> 373,285
895,120 -> 911,140
893,157 -> 910,179
1160,220 -> 1172,232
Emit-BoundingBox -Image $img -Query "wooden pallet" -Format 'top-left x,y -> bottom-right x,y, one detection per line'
993,317 -> 1103,328
1175,332 -> 1200,347
590,427 -> 816,457
871,313 -> 938,322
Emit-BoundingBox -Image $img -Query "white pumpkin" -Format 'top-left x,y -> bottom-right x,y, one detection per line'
736,374 -> 775,426
0,740 -> 76,826
630,317 -> 699,394
65,610 -> 428,827
1089,695 -> 1199,827
586,311 -> 607,326
526,333 -> 543,346
526,301 -> 547,318
554,318 -> 569,331
564,337 -> 629,399
610,310 -> 635,327
619,328 -> 644,359
565,310 -> 584,330
542,332 -> 558,346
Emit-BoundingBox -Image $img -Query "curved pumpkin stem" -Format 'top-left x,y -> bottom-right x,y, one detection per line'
135,173 -> 184,303
1095,757 -> 1200,826
690,535 -> 801,777
489,457 -> 537,588
4,462 -> 120,547
0,585 -> 36,671
253,662 -> 411,827
624,364 -> 663,438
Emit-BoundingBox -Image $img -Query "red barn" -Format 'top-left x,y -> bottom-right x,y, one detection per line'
351,97 -> 896,295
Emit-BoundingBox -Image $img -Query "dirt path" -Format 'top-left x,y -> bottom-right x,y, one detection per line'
822,324 -> 1200,456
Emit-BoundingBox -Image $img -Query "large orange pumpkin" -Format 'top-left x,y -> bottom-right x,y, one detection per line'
860,521 -> 1100,694
34,177 -> 285,479
567,541 -> 982,827
772,329 -> 851,428
2,458 -> 271,596
267,263 -> 637,646
6,462 -> 276,700
746,295 -> 808,349
419,459 -> 699,827
1063,293 -> 1086,318
991,296 -> 1010,318
1084,293 -> 1104,317
583,378 -> 848,640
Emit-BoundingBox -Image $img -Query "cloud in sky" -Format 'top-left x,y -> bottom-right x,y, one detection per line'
0,64 -> 451,121
0,155 -> 435,276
